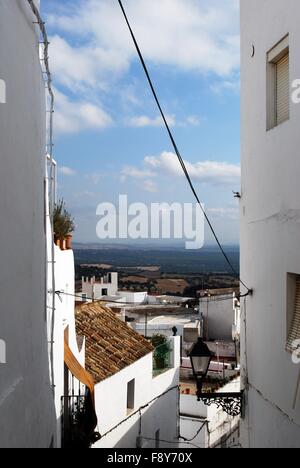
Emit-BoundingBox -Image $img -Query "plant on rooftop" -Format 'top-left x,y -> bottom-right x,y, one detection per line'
151,334 -> 171,370
53,199 -> 75,242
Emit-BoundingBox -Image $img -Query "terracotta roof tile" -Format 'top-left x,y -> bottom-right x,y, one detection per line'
75,302 -> 154,384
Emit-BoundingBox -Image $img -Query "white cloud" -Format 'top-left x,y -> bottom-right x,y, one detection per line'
121,151 -> 240,188
50,35 -> 129,92
54,88 -> 113,134
59,166 -> 77,177
126,114 -> 202,128
47,0 -> 240,93
121,166 -> 156,180
207,207 -> 239,220
210,77 -> 240,94
184,116 -> 202,127
142,180 -> 158,193
126,115 -> 176,128
85,173 -> 103,185
144,151 -> 240,186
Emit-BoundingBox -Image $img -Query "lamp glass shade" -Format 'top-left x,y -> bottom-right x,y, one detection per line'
189,339 -> 212,379
191,356 -> 211,377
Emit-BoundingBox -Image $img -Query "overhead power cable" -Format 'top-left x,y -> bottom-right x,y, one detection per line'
57,289 -> 249,306
179,421 -> 207,443
117,0 -> 252,295
56,290 -> 190,306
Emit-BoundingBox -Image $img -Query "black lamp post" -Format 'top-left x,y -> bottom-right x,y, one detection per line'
189,338 -> 244,417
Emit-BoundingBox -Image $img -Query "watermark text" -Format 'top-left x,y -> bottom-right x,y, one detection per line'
96,195 -> 205,250
0,79 -> 6,104
0,339 -> 6,364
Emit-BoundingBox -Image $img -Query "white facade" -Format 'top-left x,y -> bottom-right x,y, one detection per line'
119,291 -> 148,305
82,273 -> 118,300
48,244 -> 86,447
94,336 -> 181,449
199,295 -> 236,341
135,315 -> 201,337
0,0 -> 57,448
240,0 -> 300,447
179,379 -> 241,449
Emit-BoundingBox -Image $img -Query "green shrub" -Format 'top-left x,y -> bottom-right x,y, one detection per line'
53,200 -> 75,240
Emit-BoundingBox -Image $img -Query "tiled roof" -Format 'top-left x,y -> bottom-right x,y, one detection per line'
75,302 -> 154,384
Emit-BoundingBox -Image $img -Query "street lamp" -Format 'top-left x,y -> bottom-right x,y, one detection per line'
188,338 -> 244,417
189,338 -> 212,393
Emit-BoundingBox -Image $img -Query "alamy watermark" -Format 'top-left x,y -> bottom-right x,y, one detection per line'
0,339 -> 6,365
292,80 -> 300,104
292,339 -> 300,365
0,79 -> 6,104
96,195 -> 205,250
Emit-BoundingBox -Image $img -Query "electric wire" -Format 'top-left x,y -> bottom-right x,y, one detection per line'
56,290 -> 192,306
98,384 -> 205,448
57,289 -> 247,305
99,385 -> 179,440
117,0 -> 252,294
179,421 -> 207,443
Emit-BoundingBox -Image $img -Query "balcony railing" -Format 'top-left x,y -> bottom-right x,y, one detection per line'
153,340 -> 174,377
61,393 -> 99,448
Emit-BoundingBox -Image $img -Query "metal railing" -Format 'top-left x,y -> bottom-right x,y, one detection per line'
62,395 -> 87,448
61,393 -> 101,448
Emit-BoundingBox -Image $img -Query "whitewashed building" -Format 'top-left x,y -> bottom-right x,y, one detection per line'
0,0 -> 57,448
76,302 -> 181,449
199,291 -> 237,341
240,0 -> 300,448
82,273 -> 119,300
179,379 -> 241,449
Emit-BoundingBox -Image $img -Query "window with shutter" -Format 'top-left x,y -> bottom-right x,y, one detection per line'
276,53 -> 289,125
287,278 -> 300,353
267,35 -> 289,130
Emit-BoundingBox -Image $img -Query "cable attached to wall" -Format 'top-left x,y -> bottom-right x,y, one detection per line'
27,0 -> 56,393
97,384 -> 206,448
99,385 -> 179,441
57,289 -> 250,306
117,0 -> 252,296
179,421 -> 207,443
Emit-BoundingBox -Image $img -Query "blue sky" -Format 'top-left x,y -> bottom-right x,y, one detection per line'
42,0 -> 241,245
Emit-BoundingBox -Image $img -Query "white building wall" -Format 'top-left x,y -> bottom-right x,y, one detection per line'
179,380 -> 241,449
82,273 -> 119,300
0,0 -> 56,448
118,291 -> 148,305
240,0 -> 300,448
93,336 -> 181,449
200,296 -> 235,341
47,242 -> 85,447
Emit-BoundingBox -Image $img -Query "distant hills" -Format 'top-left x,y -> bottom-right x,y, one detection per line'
73,244 -> 240,275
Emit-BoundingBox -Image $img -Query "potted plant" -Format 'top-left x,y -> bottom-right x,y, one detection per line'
53,200 -> 75,250
150,334 -> 171,370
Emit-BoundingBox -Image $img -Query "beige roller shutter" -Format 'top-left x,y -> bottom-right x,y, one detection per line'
276,53 -> 289,125
287,278 -> 300,353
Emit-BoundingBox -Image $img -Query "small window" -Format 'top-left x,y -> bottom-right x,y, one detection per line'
267,35 -> 289,130
286,274 -> 300,353
101,288 -> 108,296
127,379 -> 135,413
